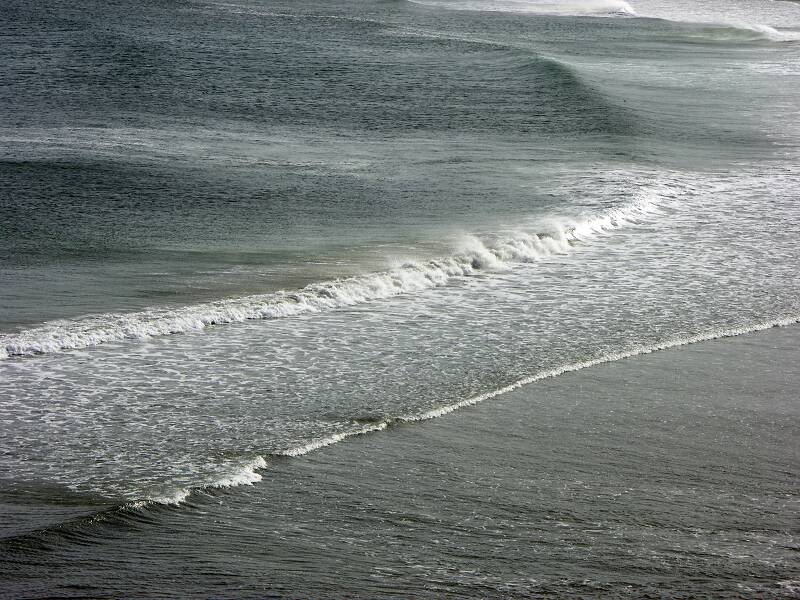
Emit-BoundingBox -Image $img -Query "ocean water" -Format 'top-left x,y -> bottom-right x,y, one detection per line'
1,0 -> 799,596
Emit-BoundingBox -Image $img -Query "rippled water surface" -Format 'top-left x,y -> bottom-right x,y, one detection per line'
1,0 -> 799,596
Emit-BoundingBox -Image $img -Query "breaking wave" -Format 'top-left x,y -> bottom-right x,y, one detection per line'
131,425 -> 389,509
3,315 -> 795,549
712,22 -> 800,43
1,189 -> 663,359
406,0 -> 636,16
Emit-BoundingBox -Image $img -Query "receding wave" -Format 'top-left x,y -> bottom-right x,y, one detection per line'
0,191 -> 662,359
406,0 -> 636,16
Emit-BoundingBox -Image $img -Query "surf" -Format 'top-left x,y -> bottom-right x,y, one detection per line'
405,0 -> 637,16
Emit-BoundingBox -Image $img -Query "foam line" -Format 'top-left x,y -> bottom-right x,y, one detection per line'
278,423 -> 389,458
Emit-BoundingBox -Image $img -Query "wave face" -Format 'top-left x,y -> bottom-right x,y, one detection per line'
1,185 -> 662,359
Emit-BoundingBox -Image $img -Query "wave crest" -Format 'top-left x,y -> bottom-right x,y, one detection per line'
138,456 -> 268,507
407,0 -> 636,16
718,22 -> 800,43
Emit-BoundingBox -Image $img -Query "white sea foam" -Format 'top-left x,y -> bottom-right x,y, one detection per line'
210,456 -> 268,488
0,190 -> 662,359
407,0 -> 636,16
134,456 -> 269,507
140,488 -> 192,507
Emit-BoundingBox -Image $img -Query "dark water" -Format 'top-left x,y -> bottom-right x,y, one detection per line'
1,0 -> 799,596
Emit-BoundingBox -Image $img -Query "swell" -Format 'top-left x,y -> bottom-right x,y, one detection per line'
715,23 -> 799,43
1,190 -> 661,359
2,314 -> 797,548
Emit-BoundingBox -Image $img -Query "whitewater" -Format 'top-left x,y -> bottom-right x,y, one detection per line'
1,0 -> 799,596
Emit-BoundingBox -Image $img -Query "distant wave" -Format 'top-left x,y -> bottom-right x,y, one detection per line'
406,0 -> 800,42
406,0 -> 636,16
627,0 -> 800,44
0,187 -> 664,359
658,21 -> 800,43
